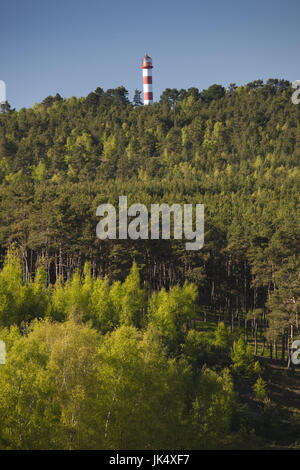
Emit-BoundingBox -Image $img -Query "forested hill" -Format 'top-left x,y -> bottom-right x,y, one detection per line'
0,79 -> 299,330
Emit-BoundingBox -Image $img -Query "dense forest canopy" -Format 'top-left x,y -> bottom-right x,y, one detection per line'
0,256 -> 267,449
0,79 -> 299,324
0,78 -> 299,449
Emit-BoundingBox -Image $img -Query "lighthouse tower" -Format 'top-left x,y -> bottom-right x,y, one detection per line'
141,53 -> 153,105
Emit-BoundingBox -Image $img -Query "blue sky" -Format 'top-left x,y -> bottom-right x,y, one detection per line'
1,0 -> 299,109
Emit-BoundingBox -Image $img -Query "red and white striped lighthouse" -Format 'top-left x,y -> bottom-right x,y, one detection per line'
141,53 -> 153,105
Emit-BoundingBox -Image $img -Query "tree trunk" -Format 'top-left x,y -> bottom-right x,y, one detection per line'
254,322 -> 258,355
282,333 -> 285,362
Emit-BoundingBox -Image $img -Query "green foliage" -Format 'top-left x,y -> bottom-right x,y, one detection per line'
147,281 -> 197,352
253,377 -> 269,403
190,367 -> 236,449
41,262 -> 145,332
0,247 -> 23,326
231,338 -> 261,379
32,161 -> 46,181
214,321 -> 233,350
90,277 -> 116,333
0,248 -> 49,326
201,84 -> 225,103
181,329 -> 219,370
0,318 -> 101,449
118,262 -> 146,327
50,276 -> 68,322
0,80 -> 299,449
0,318 -> 238,450
0,80 -> 298,343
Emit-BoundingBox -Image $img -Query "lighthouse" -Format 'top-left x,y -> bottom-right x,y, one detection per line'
141,53 -> 153,105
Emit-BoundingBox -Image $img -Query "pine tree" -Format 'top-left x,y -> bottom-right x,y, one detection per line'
133,89 -> 143,107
